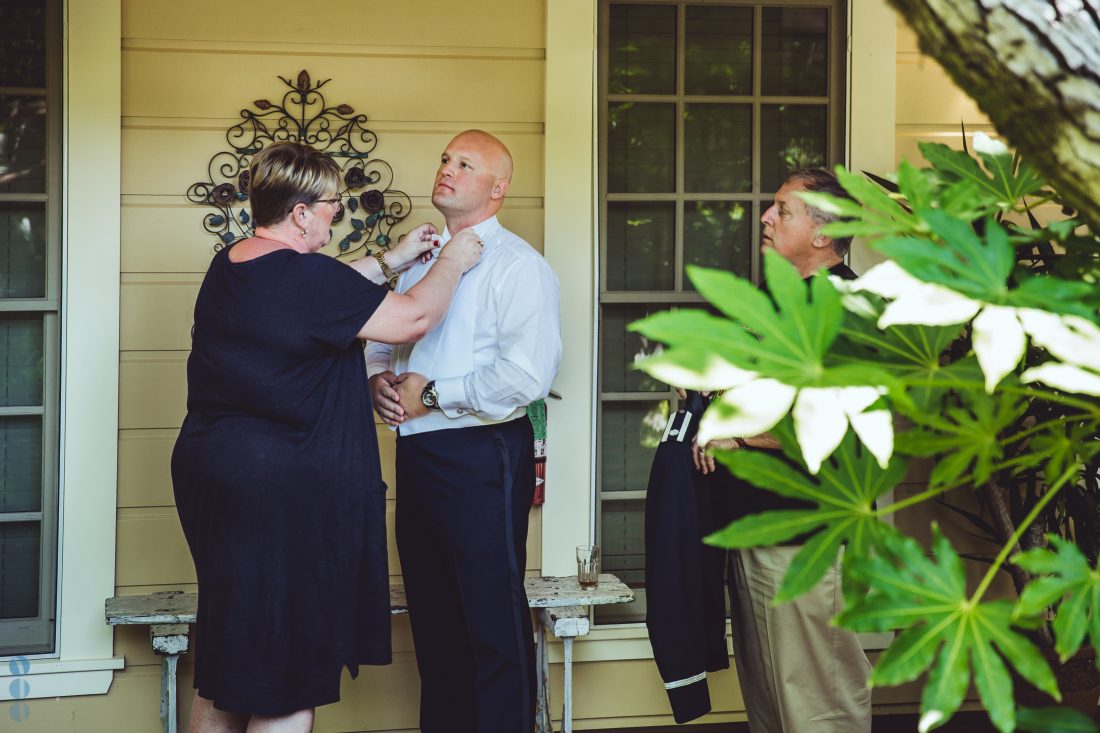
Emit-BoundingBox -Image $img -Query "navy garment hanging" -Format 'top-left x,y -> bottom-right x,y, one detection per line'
644,391 -> 733,724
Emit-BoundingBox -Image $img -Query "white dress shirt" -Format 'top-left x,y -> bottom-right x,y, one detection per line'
365,216 -> 562,436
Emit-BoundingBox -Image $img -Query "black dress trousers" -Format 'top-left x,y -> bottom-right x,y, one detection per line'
395,416 -> 537,733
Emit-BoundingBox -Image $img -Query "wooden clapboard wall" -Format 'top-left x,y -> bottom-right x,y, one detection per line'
111,1 -> 546,731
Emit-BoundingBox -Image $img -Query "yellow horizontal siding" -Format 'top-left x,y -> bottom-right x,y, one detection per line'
120,202 -> 544,273
122,51 -> 543,123
122,0 -> 546,48
120,128 -> 545,198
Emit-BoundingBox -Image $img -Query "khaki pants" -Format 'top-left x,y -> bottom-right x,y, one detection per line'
729,546 -> 872,733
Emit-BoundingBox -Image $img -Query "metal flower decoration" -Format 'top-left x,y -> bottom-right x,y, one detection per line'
186,70 -> 412,256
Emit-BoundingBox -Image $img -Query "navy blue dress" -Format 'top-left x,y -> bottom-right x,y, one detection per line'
172,246 -> 390,715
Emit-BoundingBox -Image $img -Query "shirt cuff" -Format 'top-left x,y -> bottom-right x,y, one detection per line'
433,375 -> 470,418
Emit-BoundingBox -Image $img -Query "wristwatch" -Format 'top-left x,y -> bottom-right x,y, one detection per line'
421,380 -> 440,410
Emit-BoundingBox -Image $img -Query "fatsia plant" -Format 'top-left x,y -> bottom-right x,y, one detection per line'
630,135 -> 1100,733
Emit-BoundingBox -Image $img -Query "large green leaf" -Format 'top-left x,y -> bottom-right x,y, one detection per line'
838,527 -> 1059,733
630,256 -> 896,391
918,141 -> 1035,212
895,390 -> 1027,488
873,213 -> 1015,302
1017,707 -> 1099,733
830,298 -> 968,411
1008,272 -> 1100,320
705,424 -> 907,602
1014,537 -> 1100,664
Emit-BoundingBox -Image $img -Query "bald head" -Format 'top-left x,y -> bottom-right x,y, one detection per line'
452,129 -> 513,181
432,130 -> 514,230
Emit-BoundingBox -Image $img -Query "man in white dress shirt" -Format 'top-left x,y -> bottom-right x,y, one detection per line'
365,130 -> 562,733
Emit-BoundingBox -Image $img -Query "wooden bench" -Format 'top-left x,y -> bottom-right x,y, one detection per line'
106,574 -> 632,733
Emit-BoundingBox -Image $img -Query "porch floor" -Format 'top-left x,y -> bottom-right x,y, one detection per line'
591,710 -> 1000,732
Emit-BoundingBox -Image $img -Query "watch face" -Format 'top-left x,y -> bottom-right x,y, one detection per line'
421,382 -> 437,408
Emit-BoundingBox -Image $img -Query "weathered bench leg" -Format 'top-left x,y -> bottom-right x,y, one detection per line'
151,624 -> 190,733
535,622 -> 552,733
561,636 -> 574,733
536,606 -> 589,733
161,654 -> 180,733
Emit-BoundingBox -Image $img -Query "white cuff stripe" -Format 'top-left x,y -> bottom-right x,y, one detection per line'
663,671 -> 706,690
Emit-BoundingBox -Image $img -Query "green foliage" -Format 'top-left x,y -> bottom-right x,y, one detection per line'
895,390 -> 1028,489
706,423 -> 905,602
1017,706 -> 1099,733
631,253 -> 898,391
631,135 -> 1100,731
1015,537 -> 1100,664
839,528 -> 1059,733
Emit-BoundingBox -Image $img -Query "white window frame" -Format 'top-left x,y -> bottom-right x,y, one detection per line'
542,0 -> 897,654
0,0 -> 124,698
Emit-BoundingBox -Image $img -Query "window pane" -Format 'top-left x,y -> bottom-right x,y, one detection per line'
684,201 -> 753,286
0,202 -> 47,298
0,522 -> 40,619
608,4 -> 676,95
684,104 -> 752,193
685,5 -> 753,95
595,498 -> 646,623
605,201 -> 675,291
601,400 -> 668,493
607,103 -> 676,193
0,95 -> 48,194
761,7 -> 829,97
0,314 -> 43,406
0,417 -> 42,514
761,104 -> 828,192
602,304 -> 673,393
0,1 -> 46,88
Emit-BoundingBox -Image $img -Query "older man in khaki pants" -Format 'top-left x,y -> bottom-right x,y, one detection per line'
694,168 -> 872,733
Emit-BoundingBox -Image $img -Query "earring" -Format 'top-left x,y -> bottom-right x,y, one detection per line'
300,229 -> 307,238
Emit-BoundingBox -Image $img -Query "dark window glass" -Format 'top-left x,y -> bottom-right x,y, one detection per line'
607,102 -> 676,193
0,2 -> 47,88
605,201 -> 675,291
601,304 -> 673,393
0,202 -> 48,298
600,401 -> 669,492
761,7 -> 829,97
684,200 -> 753,287
608,4 -> 677,95
685,5 -> 753,95
761,104 -> 828,192
0,417 -> 42,514
684,103 -> 752,193
0,95 -> 48,195
595,498 -> 646,623
0,315 -> 44,407
0,522 -> 41,619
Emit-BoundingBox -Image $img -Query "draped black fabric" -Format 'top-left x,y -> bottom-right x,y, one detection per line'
172,247 -> 390,715
644,391 -> 733,723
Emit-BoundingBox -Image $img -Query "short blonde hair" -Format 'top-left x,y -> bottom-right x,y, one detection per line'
248,142 -> 341,227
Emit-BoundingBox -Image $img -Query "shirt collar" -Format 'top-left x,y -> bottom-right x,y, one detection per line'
441,215 -> 502,245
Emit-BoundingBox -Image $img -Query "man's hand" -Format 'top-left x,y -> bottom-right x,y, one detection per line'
692,436 -> 742,475
393,371 -> 432,421
369,371 -> 406,426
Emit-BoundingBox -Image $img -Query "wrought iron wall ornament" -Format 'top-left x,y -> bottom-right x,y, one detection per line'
186,70 -> 412,256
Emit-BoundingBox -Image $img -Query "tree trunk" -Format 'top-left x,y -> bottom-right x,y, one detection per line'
887,0 -> 1100,231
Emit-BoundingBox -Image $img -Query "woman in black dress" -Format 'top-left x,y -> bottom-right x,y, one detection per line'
172,141 -> 483,732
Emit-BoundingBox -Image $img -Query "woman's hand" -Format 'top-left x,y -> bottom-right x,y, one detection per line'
437,228 -> 484,273
387,222 -> 441,270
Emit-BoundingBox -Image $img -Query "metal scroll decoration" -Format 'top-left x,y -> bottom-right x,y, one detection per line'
186,70 -> 412,256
